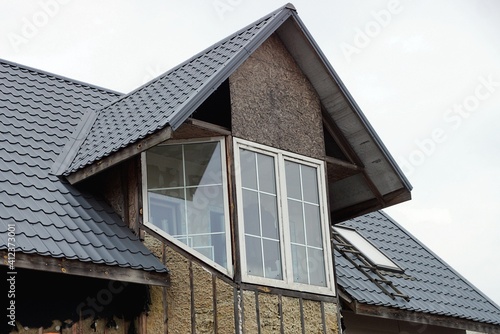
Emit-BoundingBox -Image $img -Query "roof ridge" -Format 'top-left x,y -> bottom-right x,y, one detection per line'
378,210 -> 500,313
0,58 -> 123,97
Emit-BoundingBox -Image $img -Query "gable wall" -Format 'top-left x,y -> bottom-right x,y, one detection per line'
230,33 -> 325,160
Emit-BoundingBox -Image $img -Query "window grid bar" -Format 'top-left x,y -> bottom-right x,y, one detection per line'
255,153 -> 267,278
287,197 -> 319,207
290,242 -> 323,251
241,186 -> 277,198
245,234 -> 280,243
149,183 -> 223,191
172,231 -> 226,238
299,165 -> 311,285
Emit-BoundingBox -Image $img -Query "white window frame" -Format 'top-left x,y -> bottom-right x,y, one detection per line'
142,137 -> 233,277
234,138 -> 335,295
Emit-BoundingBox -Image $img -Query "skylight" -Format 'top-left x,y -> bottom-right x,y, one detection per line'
334,226 -> 401,271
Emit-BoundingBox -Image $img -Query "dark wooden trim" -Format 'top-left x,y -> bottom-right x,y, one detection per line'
190,260 -> 196,334
279,294 -> 284,334
332,188 -> 411,223
320,301 -> 327,334
212,273 -> 218,334
255,291 -> 262,334
325,156 -> 363,182
162,243 -> 169,334
67,126 -> 173,185
238,282 -> 337,303
186,118 -> 231,136
299,297 -> 305,334
352,303 -> 500,334
0,251 -> 169,286
322,110 -> 363,166
226,135 -> 241,284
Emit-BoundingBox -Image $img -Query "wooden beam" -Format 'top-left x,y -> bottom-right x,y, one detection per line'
331,188 -> 411,223
67,126 -> 173,185
352,302 -> 500,334
0,251 -> 170,287
325,156 -> 363,182
186,118 -> 231,135
322,110 -> 363,166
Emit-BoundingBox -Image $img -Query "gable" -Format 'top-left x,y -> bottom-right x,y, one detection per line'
53,4 -> 411,220
230,33 -> 324,160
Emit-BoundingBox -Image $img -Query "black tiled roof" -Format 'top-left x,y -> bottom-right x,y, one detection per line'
56,4 -> 295,176
0,60 -> 168,273
336,211 -> 500,326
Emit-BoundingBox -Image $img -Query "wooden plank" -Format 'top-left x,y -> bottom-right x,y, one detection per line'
67,126 -> 173,185
354,303 -> 500,334
187,118 -> 231,135
1,251 -> 170,286
239,282 -> 337,303
322,110 -> 363,166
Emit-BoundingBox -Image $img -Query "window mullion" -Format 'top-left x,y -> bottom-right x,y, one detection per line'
278,154 -> 293,285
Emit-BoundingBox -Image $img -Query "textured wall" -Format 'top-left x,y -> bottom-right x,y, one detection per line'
230,33 -> 325,160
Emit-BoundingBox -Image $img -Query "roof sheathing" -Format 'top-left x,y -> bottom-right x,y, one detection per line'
0,60 -> 168,276
58,5 -> 296,177
336,211 -> 500,327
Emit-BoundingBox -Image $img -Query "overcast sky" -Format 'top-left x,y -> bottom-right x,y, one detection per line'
1,0 -> 499,307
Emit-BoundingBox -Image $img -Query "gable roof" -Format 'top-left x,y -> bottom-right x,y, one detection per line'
53,3 -> 411,220
53,4 -> 293,179
0,59 -> 168,285
335,211 -> 500,332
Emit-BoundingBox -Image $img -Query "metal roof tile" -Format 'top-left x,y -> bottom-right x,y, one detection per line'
336,211 -> 500,325
57,5 -> 293,175
0,59 -> 168,274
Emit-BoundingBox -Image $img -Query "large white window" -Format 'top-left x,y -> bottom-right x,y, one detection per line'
234,138 -> 335,294
142,138 -> 232,275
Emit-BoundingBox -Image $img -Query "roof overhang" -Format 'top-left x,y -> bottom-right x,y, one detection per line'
340,296 -> 500,334
275,14 -> 412,222
1,251 -> 170,287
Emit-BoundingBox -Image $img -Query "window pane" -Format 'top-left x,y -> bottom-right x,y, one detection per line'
260,193 -> 279,240
263,239 -> 282,280
246,236 -> 263,277
147,145 -> 183,188
304,203 -> 322,248
240,149 -> 257,190
184,142 -> 222,186
186,185 -> 224,236
308,248 -> 326,287
148,190 -> 185,237
285,161 -> 301,200
288,200 -> 305,244
257,153 -> 276,194
146,141 -> 230,271
301,165 -> 319,204
242,189 -> 260,236
291,244 -> 308,284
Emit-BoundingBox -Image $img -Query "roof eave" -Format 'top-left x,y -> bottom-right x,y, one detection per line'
342,301 -> 500,334
1,251 -> 170,287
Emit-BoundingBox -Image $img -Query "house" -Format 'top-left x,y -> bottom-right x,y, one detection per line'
1,3 -> 499,333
